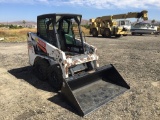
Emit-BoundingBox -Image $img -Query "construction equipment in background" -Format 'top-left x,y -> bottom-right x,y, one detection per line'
27,13 -> 130,116
89,10 -> 148,38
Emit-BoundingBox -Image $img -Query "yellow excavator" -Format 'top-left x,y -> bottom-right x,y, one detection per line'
89,10 -> 148,37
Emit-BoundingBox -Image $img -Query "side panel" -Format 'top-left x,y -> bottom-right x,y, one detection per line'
27,32 -> 37,65
27,32 -> 68,78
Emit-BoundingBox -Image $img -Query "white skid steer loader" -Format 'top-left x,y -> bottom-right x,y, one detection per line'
27,13 -> 130,116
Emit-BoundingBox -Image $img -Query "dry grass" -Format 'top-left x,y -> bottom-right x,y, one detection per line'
0,27 -> 89,42
0,28 -> 36,42
81,27 -> 90,35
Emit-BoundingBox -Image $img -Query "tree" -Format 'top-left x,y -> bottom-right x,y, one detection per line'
22,20 -> 26,27
151,19 -> 155,24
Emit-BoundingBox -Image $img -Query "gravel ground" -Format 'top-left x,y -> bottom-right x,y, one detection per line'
0,35 -> 160,120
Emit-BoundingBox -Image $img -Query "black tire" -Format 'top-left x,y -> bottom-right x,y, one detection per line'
131,32 -> 135,35
92,28 -> 98,37
48,64 -> 63,91
115,34 -> 121,38
103,28 -> 111,38
33,59 -> 49,81
123,34 -> 127,36
101,34 -> 105,37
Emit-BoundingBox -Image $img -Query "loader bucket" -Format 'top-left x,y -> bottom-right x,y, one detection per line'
61,64 -> 130,116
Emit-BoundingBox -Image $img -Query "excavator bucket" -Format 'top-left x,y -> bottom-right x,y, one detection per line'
61,64 -> 130,116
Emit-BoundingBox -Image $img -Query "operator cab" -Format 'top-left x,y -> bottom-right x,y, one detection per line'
118,20 -> 131,30
37,14 -> 85,55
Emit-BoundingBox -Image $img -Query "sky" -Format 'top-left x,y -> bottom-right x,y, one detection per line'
0,0 -> 160,22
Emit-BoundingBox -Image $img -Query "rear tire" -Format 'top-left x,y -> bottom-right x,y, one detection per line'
48,64 -> 63,91
103,28 -> 111,38
101,34 -> 105,37
33,59 -> 49,81
92,28 -> 98,37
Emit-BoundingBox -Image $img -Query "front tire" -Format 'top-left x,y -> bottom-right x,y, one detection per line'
92,28 -> 98,37
48,64 -> 63,91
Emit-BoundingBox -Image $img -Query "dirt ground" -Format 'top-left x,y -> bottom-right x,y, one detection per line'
0,34 -> 160,120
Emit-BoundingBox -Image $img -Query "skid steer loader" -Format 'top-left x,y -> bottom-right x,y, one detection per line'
27,13 -> 130,116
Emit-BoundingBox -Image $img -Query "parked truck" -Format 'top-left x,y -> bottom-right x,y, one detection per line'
89,10 -> 148,37
27,13 -> 130,116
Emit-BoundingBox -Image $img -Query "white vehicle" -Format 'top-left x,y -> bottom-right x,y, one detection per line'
27,13 -> 130,116
131,22 -> 157,35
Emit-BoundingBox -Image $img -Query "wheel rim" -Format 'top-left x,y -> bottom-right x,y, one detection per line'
104,29 -> 110,37
93,30 -> 96,36
106,31 -> 109,36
